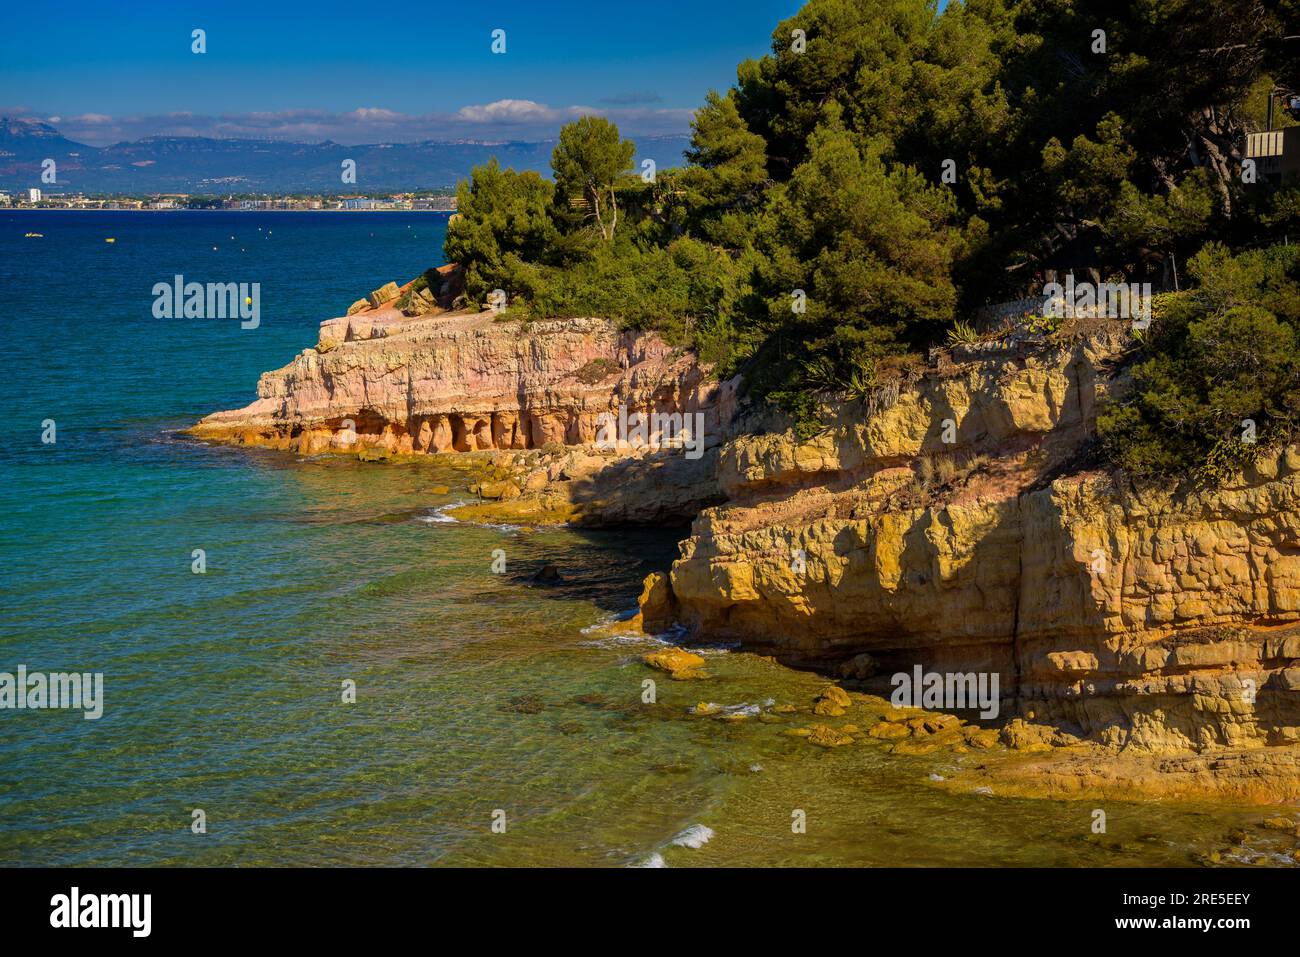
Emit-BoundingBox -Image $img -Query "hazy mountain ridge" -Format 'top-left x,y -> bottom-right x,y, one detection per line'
0,117 -> 691,193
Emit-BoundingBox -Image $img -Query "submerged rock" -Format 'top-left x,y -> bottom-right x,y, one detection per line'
532,564 -> 562,583
805,724 -> 855,748
869,721 -> 911,740
1259,816 -> 1298,832
812,685 -> 852,717
642,647 -> 708,680
501,694 -> 545,715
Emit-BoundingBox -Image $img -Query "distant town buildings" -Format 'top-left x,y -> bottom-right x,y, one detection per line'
5,191 -> 457,211
412,196 -> 457,211
332,194 -> 456,211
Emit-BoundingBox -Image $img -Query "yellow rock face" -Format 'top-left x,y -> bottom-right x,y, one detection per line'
189,310 -> 738,527
652,327 -> 1300,796
639,572 -> 677,634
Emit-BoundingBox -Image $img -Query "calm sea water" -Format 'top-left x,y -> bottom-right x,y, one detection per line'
0,210 -> 1287,867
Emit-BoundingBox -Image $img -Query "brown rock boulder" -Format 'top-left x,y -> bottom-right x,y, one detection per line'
367,281 -> 400,307
642,647 -> 707,680
806,724 -> 855,747
812,685 -> 852,716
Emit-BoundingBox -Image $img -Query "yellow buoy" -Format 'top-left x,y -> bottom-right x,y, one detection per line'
105,237 -> 116,243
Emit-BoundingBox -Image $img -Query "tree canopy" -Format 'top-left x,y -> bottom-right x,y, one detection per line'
443,0 -> 1300,464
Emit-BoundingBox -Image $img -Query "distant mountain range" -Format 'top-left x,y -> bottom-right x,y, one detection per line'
0,117 -> 692,194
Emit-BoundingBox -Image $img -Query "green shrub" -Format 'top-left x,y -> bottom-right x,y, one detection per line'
575,358 -> 620,384
1098,243 -> 1300,486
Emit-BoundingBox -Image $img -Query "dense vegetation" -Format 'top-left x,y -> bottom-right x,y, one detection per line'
1098,243 -> 1300,483
442,0 -> 1300,483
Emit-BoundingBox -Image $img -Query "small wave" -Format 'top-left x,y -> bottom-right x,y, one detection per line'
670,824 -> 714,849
578,610 -> 672,649
1222,843 -> 1296,867
423,500 -> 525,533
691,640 -> 742,656
578,633 -> 666,649
642,622 -> 690,643
631,852 -> 666,868
694,702 -> 761,718
578,608 -> 640,635
417,500 -> 470,524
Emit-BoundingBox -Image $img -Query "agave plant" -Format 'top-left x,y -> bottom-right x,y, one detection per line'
801,355 -> 874,402
947,319 -> 981,345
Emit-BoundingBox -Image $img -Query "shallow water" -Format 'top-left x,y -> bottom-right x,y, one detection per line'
0,211 -> 1294,867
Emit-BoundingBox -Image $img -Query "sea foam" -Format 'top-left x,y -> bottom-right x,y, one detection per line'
670,824 -> 714,849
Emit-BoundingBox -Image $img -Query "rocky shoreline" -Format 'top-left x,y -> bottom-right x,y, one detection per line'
191,280 -> 1300,804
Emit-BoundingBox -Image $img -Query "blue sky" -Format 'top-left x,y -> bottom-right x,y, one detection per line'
2,0 -> 803,144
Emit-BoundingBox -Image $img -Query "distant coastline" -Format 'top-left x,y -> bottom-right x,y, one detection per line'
2,189 -> 457,213
9,206 -> 456,212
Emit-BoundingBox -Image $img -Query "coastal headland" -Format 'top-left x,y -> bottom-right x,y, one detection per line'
190,273 -> 1300,805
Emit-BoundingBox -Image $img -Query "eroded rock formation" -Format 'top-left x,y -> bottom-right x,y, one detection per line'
191,302 -> 735,455
651,324 -> 1300,797
193,289 -> 1300,798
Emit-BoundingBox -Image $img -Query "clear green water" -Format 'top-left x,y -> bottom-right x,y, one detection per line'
0,211 -> 1293,867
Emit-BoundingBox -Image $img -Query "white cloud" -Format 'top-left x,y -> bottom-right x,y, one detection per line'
349,107 -> 404,120
9,101 -> 693,146
455,99 -> 564,123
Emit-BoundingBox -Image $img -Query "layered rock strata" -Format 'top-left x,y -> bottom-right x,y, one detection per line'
193,307 -> 732,451
190,300 -> 740,524
649,324 -> 1300,793
195,291 -> 1300,797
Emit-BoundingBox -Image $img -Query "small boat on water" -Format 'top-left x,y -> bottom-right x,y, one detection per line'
24,232 -> 42,238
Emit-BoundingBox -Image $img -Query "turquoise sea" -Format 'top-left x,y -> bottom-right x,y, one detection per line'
0,210 -> 1290,867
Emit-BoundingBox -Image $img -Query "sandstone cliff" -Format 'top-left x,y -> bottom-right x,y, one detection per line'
646,323 -> 1300,800
193,289 -> 1300,800
190,298 -> 740,523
